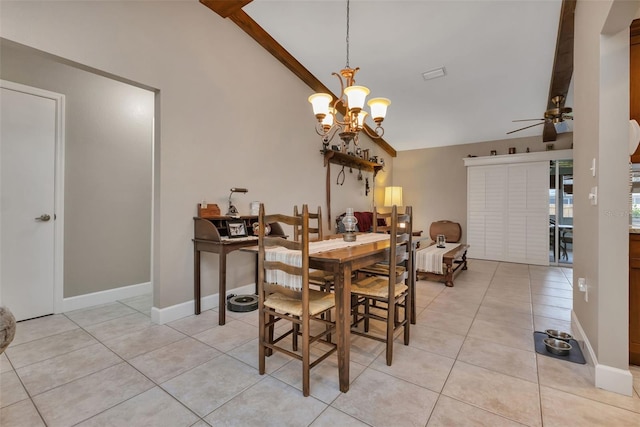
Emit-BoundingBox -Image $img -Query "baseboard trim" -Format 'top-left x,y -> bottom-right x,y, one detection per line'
572,311 -> 633,396
62,282 -> 151,312
595,364 -> 633,396
151,283 -> 255,325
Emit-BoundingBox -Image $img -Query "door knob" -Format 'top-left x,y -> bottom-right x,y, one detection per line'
35,214 -> 51,222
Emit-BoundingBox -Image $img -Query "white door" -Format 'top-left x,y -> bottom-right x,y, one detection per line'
1,83 -> 60,321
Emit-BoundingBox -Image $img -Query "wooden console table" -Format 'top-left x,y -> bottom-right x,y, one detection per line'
416,243 -> 469,287
193,212 -> 285,325
193,216 -> 259,325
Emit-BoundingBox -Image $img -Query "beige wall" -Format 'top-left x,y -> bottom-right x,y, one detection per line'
0,1 -> 391,309
0,39 -> 153,298
394,133 -> 573,239
394,0 -> 637,387
574,0 -> 638,376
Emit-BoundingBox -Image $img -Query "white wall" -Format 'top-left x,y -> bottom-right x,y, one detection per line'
0,1 -> 392,309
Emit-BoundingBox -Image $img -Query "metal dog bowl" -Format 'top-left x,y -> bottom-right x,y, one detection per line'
544,338 -> 572,356
545,329 -> 573,342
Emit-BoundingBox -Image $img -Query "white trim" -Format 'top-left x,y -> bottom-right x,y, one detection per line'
151,283 -> 255,324
572,311 -> 633,396
62,281 -> 151,312
595,364 -> 633,396
0,80 -> 66,316
463,149 -> 573,166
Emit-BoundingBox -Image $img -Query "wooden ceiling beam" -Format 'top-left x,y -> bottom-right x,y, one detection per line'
547,0 -> 576,110
199,1 -> 397,157
200,0 -> 252,18
631,18 -> 640,39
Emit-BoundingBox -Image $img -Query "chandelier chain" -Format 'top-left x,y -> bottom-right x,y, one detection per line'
345,0 -> 350,68
308,0 -> 389,147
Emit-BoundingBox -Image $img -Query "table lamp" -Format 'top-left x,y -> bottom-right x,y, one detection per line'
384,186 -> 404,228
226,187 -> 248,217
384,186 -> 403,207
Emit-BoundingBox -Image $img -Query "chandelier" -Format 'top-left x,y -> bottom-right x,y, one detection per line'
308,0 -> 390,147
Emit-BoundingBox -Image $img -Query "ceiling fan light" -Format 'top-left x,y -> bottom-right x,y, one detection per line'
308,93 -> 332,120
344,85 -> 370,111
368,97 -> 390,123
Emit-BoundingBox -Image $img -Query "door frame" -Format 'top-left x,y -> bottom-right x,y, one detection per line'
1,79 -> 65,314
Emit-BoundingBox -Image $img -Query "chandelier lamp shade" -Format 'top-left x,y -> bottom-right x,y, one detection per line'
308,0 -> 390,146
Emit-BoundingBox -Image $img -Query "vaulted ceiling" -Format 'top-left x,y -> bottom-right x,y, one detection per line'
203,0 -> 575,154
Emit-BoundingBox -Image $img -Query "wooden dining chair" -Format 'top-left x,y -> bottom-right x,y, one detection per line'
356,206 -> 413,278
257,203 -> 336,396
294,205 -> 334,292
351,205 -> 412,366
294,205 -> 323,241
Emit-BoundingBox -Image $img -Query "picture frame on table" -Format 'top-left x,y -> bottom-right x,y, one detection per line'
226,219 -> 247,238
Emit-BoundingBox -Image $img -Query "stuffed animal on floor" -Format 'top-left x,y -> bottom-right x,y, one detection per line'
0,306 -> 16,354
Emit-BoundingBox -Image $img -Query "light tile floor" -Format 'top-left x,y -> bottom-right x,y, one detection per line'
2,260 -> 640,426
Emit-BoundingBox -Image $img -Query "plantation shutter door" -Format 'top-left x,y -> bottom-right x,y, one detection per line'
467,161 -> 549,265
467,165 -> 506,261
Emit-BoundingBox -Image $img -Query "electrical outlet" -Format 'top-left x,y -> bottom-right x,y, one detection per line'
589,187 -> 598,205
578,278 -> 588,302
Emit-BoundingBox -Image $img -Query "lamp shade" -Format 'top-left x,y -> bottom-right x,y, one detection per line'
343,85 -> 370,111
368,97 -> 390,122
322,108 -> 336,129
384,186 -> 403,207
308,93 -> 332,118
356,111 -> 368,129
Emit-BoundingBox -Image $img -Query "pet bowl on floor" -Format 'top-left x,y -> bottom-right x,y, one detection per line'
545,329 -> 573,341
544,337 -> 572,356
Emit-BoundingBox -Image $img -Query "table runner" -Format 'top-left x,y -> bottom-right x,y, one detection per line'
266,233 -> 389,290
415,242 -> 458,275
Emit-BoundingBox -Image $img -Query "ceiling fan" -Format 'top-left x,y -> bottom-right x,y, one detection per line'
507,0 -> 576,143
507,95 -> 574,142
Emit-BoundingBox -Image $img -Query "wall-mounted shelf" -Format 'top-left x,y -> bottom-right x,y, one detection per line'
322,150 -> 382,230
323,150 -> 383,177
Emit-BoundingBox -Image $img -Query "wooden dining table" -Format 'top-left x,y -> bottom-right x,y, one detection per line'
244,233 -> 394,393
306,235 -> 392,392
249,232 -> 421,393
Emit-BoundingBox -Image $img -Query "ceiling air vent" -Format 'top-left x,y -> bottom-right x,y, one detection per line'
422,67 -> 446,81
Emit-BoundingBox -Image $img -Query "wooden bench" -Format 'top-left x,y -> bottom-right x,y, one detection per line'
416,243 -> 469,287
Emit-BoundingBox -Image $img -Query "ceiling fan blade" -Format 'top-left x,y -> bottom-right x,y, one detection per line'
542,120 -> 558,142
512,118 -> 545,122
507,122 -> 544,134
